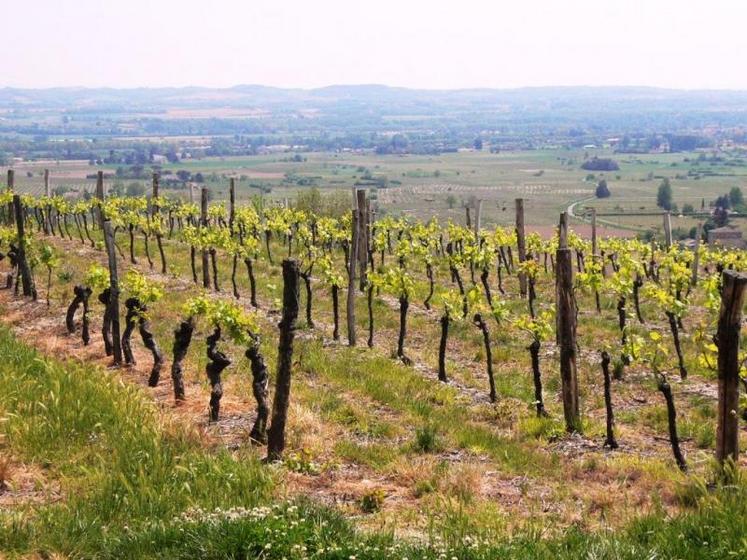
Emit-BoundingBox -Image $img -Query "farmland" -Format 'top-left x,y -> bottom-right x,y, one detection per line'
9,147 -> 747,237
1,175 -> 747,557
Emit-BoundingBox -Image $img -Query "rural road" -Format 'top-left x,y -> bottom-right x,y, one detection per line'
566,196 -> 596,220
566,196 -> 650,234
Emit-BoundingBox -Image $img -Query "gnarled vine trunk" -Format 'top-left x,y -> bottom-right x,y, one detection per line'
424,263 -> 435,310
666,311 -> 687,379
231,255 -> 240,299
170,317 -> 194,401
122,297 -> 138,366
210,248 -> 220,291
66,285 -> 92,344
657,374 -> 687,472
397,295 -> 412,365
244,257 -> 259,308
474,313 -> 496,402
99,288 -> 113,356
601,351 -> 618,448
529,339 -> 546,416
246,342 -> 270,444
206,326 -> 231,422
367,283 -> 374,348
300,271 -> 313,328
332,284 -> 340,341
140,311 -> 164,387
438,314 -> 449,382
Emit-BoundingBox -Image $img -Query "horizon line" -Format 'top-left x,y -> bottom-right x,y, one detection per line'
3,83 -> 747,94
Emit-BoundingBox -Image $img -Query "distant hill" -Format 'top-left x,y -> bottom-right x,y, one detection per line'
3,84 -> 747,114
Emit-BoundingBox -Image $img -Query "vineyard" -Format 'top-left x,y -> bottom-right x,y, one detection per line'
2,168 -> 747,557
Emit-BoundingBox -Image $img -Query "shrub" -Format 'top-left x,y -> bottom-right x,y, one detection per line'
595,179 -> 611,198
581,157 -> 619,171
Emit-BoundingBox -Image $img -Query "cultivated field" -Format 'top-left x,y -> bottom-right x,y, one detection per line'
10,148 -> 747,237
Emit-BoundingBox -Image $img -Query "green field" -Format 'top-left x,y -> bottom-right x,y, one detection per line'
11,149 -> 747,235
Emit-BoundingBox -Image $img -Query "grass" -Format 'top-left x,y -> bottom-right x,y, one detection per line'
5,172 -> 747,554
1,305 -> 747,557
13,220 -> 741,533
0,325 -> 273,554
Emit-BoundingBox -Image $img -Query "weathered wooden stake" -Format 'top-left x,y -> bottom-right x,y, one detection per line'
42,169 -> 51,235
516,198 -> 527,297
663,212 -> 672,249
13,195 -> 35,298
102,218 -> 123,365
267,259 -> 300,461
95,171 -> 105,227
556,212 -> 580,432
229,178 -> 236,233
347,189 -> 361,346
6,169 -> 14,225
590,207 -> 598,259
152,173 -> 167,273
715,270 -> 747,468
200,187 -> 210,289
357,189 -> 368,291
691,222 -> 702,287
474,199 -> 482,237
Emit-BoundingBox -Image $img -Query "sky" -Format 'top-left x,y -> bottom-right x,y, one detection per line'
4,0 -> 747,91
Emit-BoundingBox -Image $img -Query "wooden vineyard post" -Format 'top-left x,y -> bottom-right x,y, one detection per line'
267,259 -> 300,461
691,222 -> 702,287
229,177 -> 236,233
663,212 -> 672,249
6,169 -> 14,225
590,207 -> 597,260
474,199 -> 483,238
95,171 -> 105,226
556,212 -> 580,432
98,173 -> 123,366
42,169 -> 51,235
152,173 -> 167,273
347,189 -> 361,346
357,189 -> 368,291
200,187 -> 210,289
151,171 -> 159,207
715,270 -> 747,468
516,198 -> 527,297
12,195 -> 35,298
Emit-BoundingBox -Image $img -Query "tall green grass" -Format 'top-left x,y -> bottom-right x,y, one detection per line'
0,326 -> 273,555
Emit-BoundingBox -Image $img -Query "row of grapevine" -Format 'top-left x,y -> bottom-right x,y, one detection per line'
2,168 -> 747,472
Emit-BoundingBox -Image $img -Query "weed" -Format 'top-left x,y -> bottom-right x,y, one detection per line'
360,488 -> 386,513
414,424 -> 441,453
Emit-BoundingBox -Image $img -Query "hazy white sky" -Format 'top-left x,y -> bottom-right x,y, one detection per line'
4,0 -> 747,90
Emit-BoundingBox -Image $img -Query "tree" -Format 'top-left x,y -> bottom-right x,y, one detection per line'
125,182 -> 146,197
714,194 -> 731,210
729,187 -> 744,210
682,203 -> 695,215
581,157 -> 619,171
595,179 -> 611,198
473,137 -> 483,151
176,170 -> 191,182
657,178 -> 673,210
